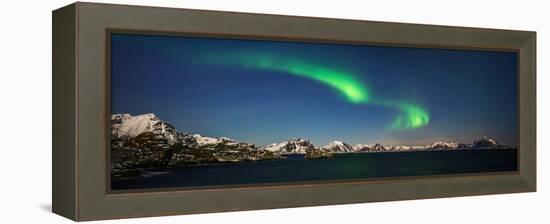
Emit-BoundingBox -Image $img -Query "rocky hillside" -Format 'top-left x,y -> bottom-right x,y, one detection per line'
110,113 -> 282,177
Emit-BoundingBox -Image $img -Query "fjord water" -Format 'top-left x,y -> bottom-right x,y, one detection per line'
111,149 -> 517,190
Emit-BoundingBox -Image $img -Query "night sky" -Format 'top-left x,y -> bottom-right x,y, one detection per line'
111,34 -> 518,147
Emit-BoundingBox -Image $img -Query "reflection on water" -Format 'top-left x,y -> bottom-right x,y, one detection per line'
112,149 -> 517,190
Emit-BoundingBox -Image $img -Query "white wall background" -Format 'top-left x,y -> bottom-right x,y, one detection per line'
0,0 -> 547,223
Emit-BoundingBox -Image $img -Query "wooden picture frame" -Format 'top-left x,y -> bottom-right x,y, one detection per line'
53,2 -> 536,221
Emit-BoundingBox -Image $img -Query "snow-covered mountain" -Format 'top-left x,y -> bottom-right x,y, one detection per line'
473,136 -> 500,148
111,113 -> 179,144
111,113 -> 510,173
353,144 -> 371,152
350,137 -> 505,153
321,141 -> 355,153
110,113 -> 512,178
263,138 -> 315,154
370,143 -> 387,152
385,145 -> 421,151
111,113 -> 245,147
110,113 -> 281,177
191,134 -> 239,146
428,141 -> 459,150
353,143 -> 388,152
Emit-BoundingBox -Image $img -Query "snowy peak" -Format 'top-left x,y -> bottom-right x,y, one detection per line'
111,113 -> 254,150
352,143 -> 387,152
111,113 -> 181,144
371,143 -> 387,151
321,141 -> 355,153
263,138 -> 315,154
387,145 -> 412,151
473,136 -> 500,148
111,113 -> 178,140
428,141 -> 459,150
192,134 -> 237,146
112,113 -> 157,138
353,144 -> 371,152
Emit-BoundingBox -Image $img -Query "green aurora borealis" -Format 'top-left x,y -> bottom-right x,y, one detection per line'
200,52 -> 430,130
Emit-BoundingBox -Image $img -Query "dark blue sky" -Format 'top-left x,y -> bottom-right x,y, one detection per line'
111,34 -> 518,147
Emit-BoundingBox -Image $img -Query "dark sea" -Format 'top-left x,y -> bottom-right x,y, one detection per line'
111,149 -> 518,190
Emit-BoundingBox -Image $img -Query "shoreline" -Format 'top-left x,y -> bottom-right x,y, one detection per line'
112,148 -> 517,179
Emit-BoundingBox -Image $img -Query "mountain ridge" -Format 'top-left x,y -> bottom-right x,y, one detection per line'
112,113 -> 509,155
110,113 -> 511,176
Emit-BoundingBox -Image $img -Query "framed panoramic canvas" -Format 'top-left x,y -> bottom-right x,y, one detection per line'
53,2 -> 536,221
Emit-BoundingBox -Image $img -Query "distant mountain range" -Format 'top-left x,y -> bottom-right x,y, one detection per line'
263,136 -> 503,153
111,113 -> 510,176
